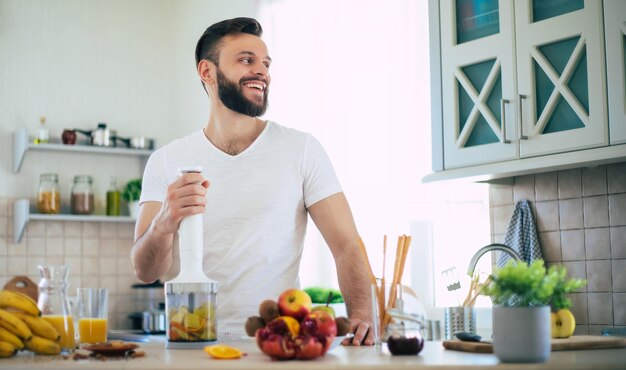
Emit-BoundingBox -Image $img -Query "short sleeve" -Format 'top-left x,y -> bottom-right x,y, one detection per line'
302,135 -> 343,208
139,148 -> 168,204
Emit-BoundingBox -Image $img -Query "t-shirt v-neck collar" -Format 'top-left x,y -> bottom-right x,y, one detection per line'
201,120 -> 271,159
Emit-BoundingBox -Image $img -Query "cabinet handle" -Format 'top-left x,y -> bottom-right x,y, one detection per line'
518,94 -> 528,140
501,99 -> 511,144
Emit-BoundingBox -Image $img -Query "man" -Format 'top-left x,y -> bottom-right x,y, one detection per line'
130,17 -> 373,345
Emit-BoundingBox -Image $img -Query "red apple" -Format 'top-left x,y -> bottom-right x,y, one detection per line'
277,289 -> 312,321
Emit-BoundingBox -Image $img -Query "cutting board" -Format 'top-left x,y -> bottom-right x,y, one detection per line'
443,335 -> 626,353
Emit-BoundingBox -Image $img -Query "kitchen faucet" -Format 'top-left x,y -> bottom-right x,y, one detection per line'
467,243 -> 523,276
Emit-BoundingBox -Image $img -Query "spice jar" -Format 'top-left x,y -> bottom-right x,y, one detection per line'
71,175 -> 94,215
37,173 -> 60,214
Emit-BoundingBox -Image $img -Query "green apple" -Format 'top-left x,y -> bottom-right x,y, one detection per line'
311,305 -> 336,318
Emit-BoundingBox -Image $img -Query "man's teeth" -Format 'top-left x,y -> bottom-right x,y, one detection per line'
244,83 -> 264,91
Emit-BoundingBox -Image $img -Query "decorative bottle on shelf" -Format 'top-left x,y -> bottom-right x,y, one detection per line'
70,175 -> 94,215
34,116 -> 49,144
106,176 -> 121,216
37,173 -> 60,214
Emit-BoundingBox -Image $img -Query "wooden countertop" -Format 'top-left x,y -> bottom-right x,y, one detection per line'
2,336 -> 626,370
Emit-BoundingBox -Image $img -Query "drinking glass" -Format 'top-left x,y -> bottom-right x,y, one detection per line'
76,288 -> 108,345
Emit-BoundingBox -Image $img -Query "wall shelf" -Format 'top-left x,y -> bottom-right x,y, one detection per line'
13,199 -> 135,243
13,127 -> 153,173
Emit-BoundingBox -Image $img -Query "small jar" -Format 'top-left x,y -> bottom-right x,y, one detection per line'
71,175 -> 94,215
37,173 -> 60,214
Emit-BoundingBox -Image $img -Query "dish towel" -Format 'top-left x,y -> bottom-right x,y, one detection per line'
497,199 -> 543,267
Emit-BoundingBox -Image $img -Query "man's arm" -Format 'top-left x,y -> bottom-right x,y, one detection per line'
308,192 -> 374,346
130,173 -> 209,283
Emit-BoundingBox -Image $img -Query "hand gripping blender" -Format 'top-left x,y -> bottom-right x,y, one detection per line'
165,166 -> 218,349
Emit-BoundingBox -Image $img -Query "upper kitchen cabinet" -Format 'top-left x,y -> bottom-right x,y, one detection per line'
428,0 -> 624,181
605,0 -> 626,144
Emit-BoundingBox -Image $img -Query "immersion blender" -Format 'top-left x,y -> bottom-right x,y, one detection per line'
165,166 -> 218,349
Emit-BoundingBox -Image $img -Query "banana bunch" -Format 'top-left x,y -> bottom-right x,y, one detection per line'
0,290 -> 61,358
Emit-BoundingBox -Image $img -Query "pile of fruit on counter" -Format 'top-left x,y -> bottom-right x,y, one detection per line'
0,290 -> 62,358
244,288 -> 351,360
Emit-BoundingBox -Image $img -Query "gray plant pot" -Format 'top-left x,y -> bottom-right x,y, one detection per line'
492,306 -> 551,363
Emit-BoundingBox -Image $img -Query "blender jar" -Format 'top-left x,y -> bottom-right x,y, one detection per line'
166,282 -> 217,346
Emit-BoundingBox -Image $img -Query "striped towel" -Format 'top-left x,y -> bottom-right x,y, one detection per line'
497,199 -> 543,267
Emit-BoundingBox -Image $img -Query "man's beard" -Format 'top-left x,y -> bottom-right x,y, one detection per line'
216,68 -> 268,117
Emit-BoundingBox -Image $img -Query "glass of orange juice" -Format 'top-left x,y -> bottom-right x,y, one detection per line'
76,288 -> 108,345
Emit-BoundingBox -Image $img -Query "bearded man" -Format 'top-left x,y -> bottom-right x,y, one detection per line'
131,17 -> 373,345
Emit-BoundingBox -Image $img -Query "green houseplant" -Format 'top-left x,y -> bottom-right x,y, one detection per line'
482,260 -> 585,363
122,178 -> 142,218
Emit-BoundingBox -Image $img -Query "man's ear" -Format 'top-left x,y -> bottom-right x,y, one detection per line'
197,59 -> 215,86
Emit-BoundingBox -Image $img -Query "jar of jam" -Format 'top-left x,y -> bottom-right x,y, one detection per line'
70,175 -> 94,215
37,173 -> 60,214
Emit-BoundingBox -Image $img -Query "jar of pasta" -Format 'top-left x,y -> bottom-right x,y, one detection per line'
37,173 -> 60,214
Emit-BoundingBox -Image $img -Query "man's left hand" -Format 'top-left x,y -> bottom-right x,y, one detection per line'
341,317 -> 375,346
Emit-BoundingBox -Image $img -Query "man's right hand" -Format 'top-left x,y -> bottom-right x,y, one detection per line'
131,172 -> 210,283
155,172 -> 210,235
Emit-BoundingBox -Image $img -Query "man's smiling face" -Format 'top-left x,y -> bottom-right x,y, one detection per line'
214,33 -> 271,117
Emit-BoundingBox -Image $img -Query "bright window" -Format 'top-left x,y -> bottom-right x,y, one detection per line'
258,0 -> 491,309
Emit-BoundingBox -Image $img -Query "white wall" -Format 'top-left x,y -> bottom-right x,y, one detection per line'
0,0 -> 256,207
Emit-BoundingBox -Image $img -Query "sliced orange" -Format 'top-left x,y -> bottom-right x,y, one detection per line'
204,344 -> 243,359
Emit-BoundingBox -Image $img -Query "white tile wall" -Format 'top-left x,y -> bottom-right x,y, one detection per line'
489,162 -> 626,333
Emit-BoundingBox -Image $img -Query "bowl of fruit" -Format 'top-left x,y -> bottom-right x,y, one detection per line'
244,288 -> 351,360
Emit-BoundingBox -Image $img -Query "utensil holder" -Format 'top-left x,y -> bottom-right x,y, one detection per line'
444,306 -> 475,340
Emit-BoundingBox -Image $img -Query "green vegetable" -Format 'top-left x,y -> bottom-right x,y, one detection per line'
303,287 -> 344,304
482,260 -> 585,309
122,178 -> 142,202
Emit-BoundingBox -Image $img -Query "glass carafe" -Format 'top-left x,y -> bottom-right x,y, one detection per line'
38,265 -> 76,352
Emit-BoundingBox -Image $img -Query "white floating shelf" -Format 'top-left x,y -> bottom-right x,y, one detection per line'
13,127 -> 153,173
13,199 -> 136,243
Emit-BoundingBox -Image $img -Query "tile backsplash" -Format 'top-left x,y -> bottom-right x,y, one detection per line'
0,197 -> 141,329
489,162 -> 626,335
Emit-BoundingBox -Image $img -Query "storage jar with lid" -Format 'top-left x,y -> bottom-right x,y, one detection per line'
71,175 -> 94,215
37,173 -> 60,214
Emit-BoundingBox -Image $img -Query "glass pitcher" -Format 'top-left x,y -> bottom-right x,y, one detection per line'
38,265 -> 76,352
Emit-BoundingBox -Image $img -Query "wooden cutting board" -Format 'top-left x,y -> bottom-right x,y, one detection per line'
443,335 -> 626,353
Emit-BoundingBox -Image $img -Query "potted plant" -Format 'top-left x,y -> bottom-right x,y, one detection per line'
482,260 -> 585,363
122,178 -> 142,218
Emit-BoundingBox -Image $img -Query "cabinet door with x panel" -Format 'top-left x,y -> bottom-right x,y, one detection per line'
515,0 -> 608,157
440,0 -> 519,168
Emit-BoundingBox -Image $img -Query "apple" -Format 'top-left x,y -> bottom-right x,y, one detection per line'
551,308 -> 576,338
278,289 -> 312,321
311,305 -> 336,318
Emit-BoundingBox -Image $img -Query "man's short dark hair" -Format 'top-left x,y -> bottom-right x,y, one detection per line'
195,17 -> 263,67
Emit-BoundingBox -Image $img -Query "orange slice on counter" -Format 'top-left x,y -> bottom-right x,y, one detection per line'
204,344 -> 243,359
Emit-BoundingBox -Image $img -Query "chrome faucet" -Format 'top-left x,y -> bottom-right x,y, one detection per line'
467,243 -> 523,276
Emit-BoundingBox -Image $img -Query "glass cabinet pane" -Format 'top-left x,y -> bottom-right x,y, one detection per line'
533,36 -> 588,134
532,0 -> 584,23
457,59 -> 502,146
456,0 -> 500,44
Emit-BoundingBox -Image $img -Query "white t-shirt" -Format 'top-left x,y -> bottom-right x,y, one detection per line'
139,121 -> 342,337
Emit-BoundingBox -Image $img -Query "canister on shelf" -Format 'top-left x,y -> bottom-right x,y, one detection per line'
37,173 -> 60,214
71,175 -> 94,215
106,176 -> 121,216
